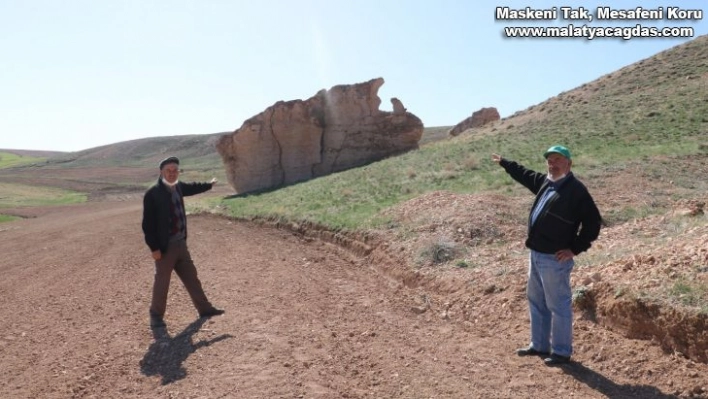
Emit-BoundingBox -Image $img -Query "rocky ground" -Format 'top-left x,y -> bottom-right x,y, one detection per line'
1,177 -> 707,398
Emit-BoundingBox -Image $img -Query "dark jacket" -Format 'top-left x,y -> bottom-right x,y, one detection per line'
500,159 -> 602,255
142,178 -> 213,254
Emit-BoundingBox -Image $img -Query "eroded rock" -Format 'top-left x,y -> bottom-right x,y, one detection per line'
217,78 -> 423,194
448,107 -> 500,136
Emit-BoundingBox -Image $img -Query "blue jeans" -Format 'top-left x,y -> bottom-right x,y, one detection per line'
527,250 -> 574,357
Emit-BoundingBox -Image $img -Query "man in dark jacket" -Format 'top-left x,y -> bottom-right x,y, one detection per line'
492,146 -> 601,366
142,156 -> 224,329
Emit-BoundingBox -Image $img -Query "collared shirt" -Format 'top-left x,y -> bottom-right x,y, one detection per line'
168,187 -> 186,241
530,185 -> 555,225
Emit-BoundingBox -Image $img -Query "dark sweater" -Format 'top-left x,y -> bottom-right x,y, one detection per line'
142,178 -> 213,254
500,159 -> 602,255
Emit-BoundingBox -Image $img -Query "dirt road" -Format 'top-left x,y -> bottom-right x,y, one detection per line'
0,198 -> 705,398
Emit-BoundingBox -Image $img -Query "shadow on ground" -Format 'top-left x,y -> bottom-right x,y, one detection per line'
562,362 -> 680,399
140,318 -> 233,385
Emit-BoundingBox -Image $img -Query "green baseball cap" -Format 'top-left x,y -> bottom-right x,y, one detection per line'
544,145 -> 571,160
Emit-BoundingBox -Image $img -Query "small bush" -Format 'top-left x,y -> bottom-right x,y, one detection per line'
573,285 -> 597,320
572,286 -> 590,304
464,156 -> 480,171
418,238 -> 459,265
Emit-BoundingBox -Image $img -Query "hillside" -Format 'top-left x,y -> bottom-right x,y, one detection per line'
213,35 -> 708,228
205,35 -> 708,367
0,149 -> 65,158
45,132 -> 228,168
0,133 -> 230,197
475,34 -> 707,162
0,34 -> 706,379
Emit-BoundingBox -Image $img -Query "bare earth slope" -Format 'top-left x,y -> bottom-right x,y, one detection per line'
1,195 -> 706,398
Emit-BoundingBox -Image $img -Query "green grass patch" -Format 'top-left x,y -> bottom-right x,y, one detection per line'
217,143 -> 509,230
0,214 -> 19,223
218,115 -> 705,230
0,182 -> 87,208
669,280 -> 708,312
0,152 -> 45,169
603,205 -> 666,226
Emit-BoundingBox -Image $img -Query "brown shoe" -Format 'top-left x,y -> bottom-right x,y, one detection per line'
199,308 -> 225,318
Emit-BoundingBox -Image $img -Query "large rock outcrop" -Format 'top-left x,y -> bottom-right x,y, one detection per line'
448,107 -> 500,136
217,78 -> 423,194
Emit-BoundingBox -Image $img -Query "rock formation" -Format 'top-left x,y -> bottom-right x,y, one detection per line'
391,98 -> 406,114
217,78 -> 423,194
448,107 -> 500,136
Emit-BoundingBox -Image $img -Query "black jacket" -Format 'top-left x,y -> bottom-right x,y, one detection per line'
500,159 -> 602,255
142,178 -> 213,254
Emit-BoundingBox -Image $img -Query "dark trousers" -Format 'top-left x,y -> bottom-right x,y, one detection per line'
150,239 -> 213,317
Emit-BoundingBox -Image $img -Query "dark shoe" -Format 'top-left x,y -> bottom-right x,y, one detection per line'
516,346 -> 550,357
544,354 -> 571,366
199,308 -> 225,318
150,314 -> 166,329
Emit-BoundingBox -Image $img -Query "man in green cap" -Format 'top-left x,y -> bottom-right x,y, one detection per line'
491,146 -> 601,366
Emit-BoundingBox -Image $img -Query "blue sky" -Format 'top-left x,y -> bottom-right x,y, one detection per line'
1,1 -> 706,152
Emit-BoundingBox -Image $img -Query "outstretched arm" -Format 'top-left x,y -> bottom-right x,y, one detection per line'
491,153 -> 546,194
180,180 -> 216,196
